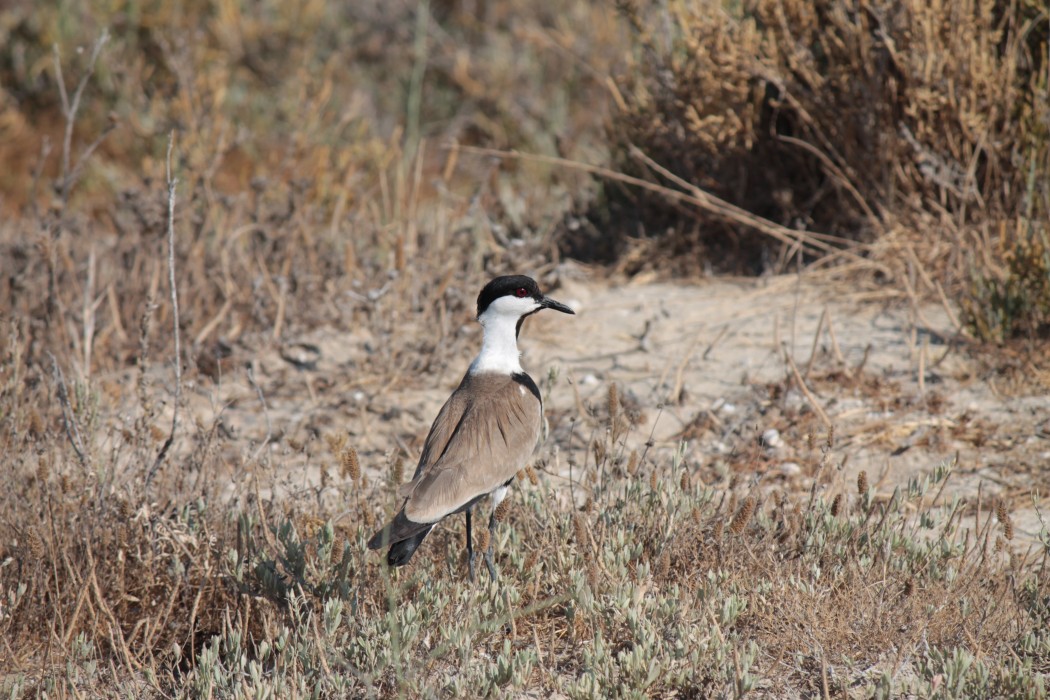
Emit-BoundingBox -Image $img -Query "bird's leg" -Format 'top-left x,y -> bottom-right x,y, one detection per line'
465,508 -> 476,581
484,511 -> 498,581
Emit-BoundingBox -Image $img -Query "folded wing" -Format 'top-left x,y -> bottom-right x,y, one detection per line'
403,373 -> 541,523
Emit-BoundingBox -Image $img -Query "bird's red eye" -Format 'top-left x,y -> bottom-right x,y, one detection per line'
515,288 -> 529,298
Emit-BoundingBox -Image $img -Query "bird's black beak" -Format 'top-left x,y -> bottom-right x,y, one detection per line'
540,296 -> 575,315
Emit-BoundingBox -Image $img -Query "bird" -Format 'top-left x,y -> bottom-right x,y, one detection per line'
367,275 -> 575,580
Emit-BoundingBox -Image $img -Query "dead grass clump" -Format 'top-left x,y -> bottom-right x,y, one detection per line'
586,0 -> 1048,312
1,476 -> 251,680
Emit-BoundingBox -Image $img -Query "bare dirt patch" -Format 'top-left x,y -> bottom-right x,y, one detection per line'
153,271 -> 1048,545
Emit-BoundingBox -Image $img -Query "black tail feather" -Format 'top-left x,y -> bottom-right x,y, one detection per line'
367,510 -> 434,567
387,527 -> 432,567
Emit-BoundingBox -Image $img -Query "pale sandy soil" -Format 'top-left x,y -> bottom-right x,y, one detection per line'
176,270 -> 1049,546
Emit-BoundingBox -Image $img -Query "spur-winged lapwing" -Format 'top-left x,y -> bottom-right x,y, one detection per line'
367,275 -> 574,580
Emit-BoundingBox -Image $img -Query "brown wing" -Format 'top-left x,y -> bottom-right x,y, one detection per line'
399,373 -> 541,524
399,375 -> 473,493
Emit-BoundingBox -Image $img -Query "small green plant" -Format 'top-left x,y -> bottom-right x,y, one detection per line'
963,223 -> 1050,343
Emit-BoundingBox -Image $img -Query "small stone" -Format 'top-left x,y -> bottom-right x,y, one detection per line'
761,428 -> 783,449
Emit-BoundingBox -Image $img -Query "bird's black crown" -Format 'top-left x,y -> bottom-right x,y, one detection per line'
476,275 -> 541,317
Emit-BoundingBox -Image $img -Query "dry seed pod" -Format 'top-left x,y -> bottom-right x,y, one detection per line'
391,453 -> 404,485
592,438 -> 606,466
857,470 -> 869,495
325,432 -> 347,454
730,496 -> 756,535
341,447 -> 361,481
36,456 -> 50,484
626,450 -> 640,476
27,530 -> 45,559
494,499 -> 511,523
657,549 -> 671,580
997,501 -> 1014,541
573,514 -> 588,547
679,470 -> 690,491
526,465 -> 539,486
477,528 -> 491,552
28,410 -> 45,438
607,384 -> 620,424
830,493 -> 843,517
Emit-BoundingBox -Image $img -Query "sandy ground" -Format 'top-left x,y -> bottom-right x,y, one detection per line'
178,271 -> 1049,546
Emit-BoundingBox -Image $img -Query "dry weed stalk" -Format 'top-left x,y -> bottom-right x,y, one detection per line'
146,132 -> 182,488
390,451 -> 405,486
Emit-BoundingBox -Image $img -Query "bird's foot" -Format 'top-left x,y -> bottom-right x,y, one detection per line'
484,547 -> 497,581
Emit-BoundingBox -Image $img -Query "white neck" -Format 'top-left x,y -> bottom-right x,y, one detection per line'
469,295 -> 543,374
470,310 -> 523,374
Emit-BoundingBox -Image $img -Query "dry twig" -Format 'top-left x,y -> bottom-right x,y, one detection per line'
147,132 -> 181,487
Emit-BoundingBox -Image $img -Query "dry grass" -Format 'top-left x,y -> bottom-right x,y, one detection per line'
2,363 -> 1047,697
589,0 -> 1049,346
1,0 -> 1049,697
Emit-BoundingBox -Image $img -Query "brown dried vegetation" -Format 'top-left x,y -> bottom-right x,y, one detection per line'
0,0 -> 1048,697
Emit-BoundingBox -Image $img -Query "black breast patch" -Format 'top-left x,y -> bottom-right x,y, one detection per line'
511,372 -> 542,404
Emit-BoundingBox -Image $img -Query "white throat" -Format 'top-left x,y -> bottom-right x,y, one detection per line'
469,296 -> 539,375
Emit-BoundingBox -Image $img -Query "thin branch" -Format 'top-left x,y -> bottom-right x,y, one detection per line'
147,132 -> 181,487
63,120 -> 119,203
247,363 -> 273,463
53,29 -> 110,200
29,137 -> 53,221
783,344 -> 832,428
777,133 -> 886,235
49,352 -> 88,468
